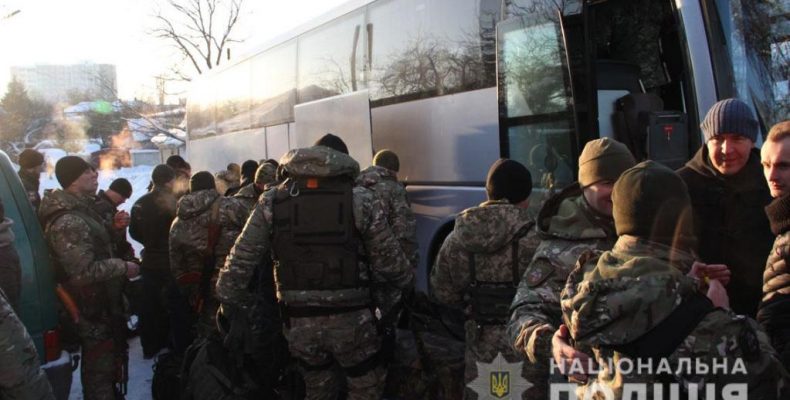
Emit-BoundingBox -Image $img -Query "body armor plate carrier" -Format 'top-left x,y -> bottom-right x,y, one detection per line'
272,176 -> 366,292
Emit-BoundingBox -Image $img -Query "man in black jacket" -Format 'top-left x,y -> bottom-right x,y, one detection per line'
758,120 -> 790,370
130,164 -> 178,357
677,98 -> 773,317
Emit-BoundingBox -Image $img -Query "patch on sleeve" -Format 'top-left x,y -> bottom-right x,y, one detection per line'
525,261 -> 554,287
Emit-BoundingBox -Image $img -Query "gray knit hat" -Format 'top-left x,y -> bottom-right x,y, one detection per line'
700,98 -> 758,142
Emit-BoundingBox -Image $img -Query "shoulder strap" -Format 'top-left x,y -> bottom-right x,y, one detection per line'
510,223 -> 533,286
205,198 -> 222,257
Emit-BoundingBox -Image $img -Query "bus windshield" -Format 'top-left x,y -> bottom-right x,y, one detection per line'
703,0 -> 789,131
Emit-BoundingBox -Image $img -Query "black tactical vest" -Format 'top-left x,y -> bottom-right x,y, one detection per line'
271,176 -> 366,292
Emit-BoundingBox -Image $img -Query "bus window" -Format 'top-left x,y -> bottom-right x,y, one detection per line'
368,0 -> 498,104
215,62 -> 251,135
250,40 -> 297,128
186,78 -> 216,139
297,10 -> 365,103
497,8 -> 576,192
703,0 -> 789,132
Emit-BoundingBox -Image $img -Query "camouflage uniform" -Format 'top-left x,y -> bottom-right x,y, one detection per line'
562,235 -> 789,399
430,200 -> 541,399
39,189 -> 128,400
507,183 -> 616,398
93,190 -> 134,261
170,188 -> 224,336
216,146 -> 413,400
0,215 -> 21,312
356,165 -> 418,269
0,287 -> 55,400
18,168 -> 41,212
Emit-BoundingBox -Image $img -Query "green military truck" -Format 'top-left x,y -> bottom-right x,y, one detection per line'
0,150 -> 73,399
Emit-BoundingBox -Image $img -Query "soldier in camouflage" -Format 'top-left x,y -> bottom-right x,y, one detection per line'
232,160 -> 278,211
216,134 -> 413,400
214,163 -> 240,196
0,198 -> 21,312
0,287 -> 55,400
562,161 -> 789,399
357,149 -> 418,269
507,138 -> 635,396
170,171 -> 229,339
93,178 -> 134,261
17,149 -> 45,211
357,149 -> 418,322
430,158 -> 541,399
39,156 -> 140,400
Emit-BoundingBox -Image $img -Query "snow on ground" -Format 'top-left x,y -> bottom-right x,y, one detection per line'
68,337 -> 155,400
38,166 -> 156,399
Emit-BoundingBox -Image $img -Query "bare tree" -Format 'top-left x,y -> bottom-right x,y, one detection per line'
151,0 -> 244,80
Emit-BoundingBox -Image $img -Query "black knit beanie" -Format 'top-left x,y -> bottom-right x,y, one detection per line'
190,171 -> 216,193
701,98 -> 758,142
109,178 -> 133,199
314,133 -> 349,155
241,160 -> 259,182
486,159 -> 533,204
18,149 -> 45,169
373,149 -> 400,172
55,156 -> 92,189
152,164 -> 176,186
612,161 -> 693,246
166,155 -> 189,170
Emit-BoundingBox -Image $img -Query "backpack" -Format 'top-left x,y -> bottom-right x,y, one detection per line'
271,176 -> 365,292
180,336 -> 259,400
151,351 -> 183,400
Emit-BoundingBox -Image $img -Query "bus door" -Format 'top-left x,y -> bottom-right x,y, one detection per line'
496,4 -> 580,198
293,89 -> 374,167
498,0 -> 697,179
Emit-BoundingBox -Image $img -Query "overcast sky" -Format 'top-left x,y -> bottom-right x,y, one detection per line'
0,0 -> 348,102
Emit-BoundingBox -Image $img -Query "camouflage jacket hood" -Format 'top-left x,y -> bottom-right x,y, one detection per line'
356,165 -> 397,188
562,235 -> 697,345
537,183 -> 614,241
176,189 -> 220,220
233,183 -> 259,200
39,189 -> 98,226
280,146 -> 360,179
453,200 -> 534,253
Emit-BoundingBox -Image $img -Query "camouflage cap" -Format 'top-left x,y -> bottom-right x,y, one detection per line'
254,162 -> 277,185
578,138 -> 636,188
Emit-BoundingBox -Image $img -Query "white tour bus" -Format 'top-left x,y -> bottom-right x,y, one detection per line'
186,0 -> 788,290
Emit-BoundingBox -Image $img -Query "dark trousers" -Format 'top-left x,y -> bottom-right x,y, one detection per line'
139,267 -> 171,357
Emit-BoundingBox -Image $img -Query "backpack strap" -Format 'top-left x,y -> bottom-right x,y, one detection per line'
510,224 -> 532,287
205,197 -> 222,258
